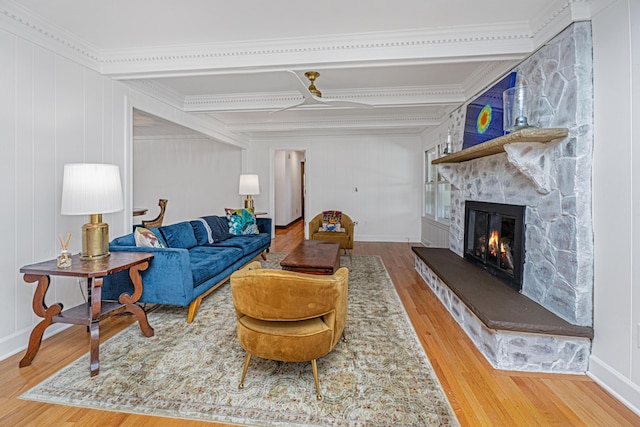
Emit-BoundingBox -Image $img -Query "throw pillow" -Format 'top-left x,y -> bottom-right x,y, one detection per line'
158,222 -> 198,249
134,227 -> 165,248
228,208 -> 259,235
201,215 -> 234,242
322,210 -> 342,232
191,219 -> 213,245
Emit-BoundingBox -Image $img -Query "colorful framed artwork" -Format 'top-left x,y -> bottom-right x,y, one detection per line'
462,72 -> 517,150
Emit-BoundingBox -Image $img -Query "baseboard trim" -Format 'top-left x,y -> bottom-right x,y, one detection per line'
275,217 -> 303,229
0,323 -> 71,362
588,355 -> 640,417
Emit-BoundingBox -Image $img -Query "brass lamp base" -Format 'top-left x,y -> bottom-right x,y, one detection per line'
244,196 -> 254,210
81,214 -> 110,260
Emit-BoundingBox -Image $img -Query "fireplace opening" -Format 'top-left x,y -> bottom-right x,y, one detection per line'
464,201 -> 525,292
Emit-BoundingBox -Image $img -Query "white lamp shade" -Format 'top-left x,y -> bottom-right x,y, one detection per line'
61,163 -> 124,215
239,174 -> 260,195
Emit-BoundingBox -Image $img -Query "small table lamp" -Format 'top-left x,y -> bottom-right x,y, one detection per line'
239,174 -> 259,210
61,163 -> 124,260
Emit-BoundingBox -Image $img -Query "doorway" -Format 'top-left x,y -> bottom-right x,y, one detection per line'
274,150 -> 306,228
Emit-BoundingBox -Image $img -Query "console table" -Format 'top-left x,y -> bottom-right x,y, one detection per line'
19,252 -> 155,376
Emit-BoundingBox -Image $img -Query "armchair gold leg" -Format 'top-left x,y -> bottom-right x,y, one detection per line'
238,353 -> 252,389
311,359 -> 322,401
341,331 -> 347,343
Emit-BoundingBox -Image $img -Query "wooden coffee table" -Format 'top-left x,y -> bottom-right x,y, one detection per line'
280,240 -> 341,275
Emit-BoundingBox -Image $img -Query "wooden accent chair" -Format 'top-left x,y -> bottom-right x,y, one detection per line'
308,211 -> 354,260
230,261 -> 349,400
142,199 -> 168,229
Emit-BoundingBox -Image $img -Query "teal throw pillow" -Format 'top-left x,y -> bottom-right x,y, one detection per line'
228,208 -> 259,235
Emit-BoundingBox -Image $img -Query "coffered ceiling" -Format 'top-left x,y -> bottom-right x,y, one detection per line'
5,0 -> 596,139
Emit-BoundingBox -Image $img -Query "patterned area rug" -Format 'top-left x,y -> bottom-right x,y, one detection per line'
21,254 -> 458,426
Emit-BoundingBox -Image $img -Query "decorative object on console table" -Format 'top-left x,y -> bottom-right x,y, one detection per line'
239,174 -> 259,210
19,252 -> 155,376
56,232 -> 72,268
60,163 -> 123,260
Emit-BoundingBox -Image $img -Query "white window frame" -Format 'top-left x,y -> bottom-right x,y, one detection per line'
424,146 -> 451,224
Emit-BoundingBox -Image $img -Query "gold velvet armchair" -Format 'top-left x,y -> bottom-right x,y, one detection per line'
230,261 -> 349,400
308,211 -> 354,260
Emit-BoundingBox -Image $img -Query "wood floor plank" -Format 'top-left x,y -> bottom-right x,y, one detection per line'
0,220 -> 638,426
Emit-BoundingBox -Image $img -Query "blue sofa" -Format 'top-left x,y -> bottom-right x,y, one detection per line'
103,215 -> 272,322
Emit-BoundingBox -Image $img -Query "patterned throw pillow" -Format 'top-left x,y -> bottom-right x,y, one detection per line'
322,210 -> 342,232
134,227 -> 165,248
228,208 -> 259,235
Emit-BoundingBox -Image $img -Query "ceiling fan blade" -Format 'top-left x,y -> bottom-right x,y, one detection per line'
287,70 -> 314,99
270,93 -> 327,113
273,70 -> 373,112
322,99 -> 373,109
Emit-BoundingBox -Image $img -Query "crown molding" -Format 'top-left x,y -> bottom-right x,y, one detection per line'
225,113 -> 442,134
0,0 -> 101,71
124,80 -> 185,110
251,129 -> 424,142
133,134 -> 215,142
461,61 -> 522,100
100,22 -> 534,77
1,0 -> 588,80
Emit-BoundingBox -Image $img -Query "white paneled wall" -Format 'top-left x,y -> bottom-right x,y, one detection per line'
0,28 -> 243,360
249,134 -> 422,242
133,136 -> 242,225
420,217 -> 450,247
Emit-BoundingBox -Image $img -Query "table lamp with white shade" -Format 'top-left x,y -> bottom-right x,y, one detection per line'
239,174 -> 259,210
60,163 -> 124,260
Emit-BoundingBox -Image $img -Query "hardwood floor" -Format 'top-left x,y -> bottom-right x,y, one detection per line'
1,219 -> 638,426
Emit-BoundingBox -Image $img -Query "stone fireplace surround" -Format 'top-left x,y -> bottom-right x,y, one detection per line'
416,22 -> 594,373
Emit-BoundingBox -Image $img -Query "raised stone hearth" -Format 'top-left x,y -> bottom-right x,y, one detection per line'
420,22 -> 595,373
413,247 -> 591,373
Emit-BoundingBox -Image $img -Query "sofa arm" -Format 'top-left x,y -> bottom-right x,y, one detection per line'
256,217 -> 272,237
103,245 -> 194,306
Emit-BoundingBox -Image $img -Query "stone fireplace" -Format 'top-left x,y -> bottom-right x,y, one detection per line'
415,22 -> 595,373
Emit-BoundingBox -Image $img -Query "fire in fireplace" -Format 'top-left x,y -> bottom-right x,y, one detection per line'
464,201 -> 525,292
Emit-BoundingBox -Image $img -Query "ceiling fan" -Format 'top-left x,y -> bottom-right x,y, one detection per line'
274,70 -> 373,112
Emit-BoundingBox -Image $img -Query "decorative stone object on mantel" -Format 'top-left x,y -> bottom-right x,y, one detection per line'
434,127 -> 568,194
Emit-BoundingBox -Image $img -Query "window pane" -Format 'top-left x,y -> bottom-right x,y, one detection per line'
436,182 -> 450,221
425,183 -> 435,216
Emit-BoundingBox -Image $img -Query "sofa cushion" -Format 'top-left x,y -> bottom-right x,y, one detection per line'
189,246 -> 243,286
111,233 -> 135,247
159,222 -> 198,249
213,233 -> 269,256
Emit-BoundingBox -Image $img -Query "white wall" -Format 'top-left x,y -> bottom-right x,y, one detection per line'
249,134 -> 423,242
273,150 -> 304,226
0,27 -> 243,360
133,135 -> 242,225
589,0 -> 640,414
